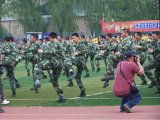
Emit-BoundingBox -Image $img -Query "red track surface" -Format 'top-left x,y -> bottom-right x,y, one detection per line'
0,106 -> 160,120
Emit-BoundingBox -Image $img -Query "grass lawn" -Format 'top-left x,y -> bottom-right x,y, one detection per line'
1,60 -> 160,106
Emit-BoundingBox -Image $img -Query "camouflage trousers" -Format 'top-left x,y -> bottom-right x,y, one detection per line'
144,61 -> 160,88
138,54 -> 147,83
106,54 -> 120,73
2,58 -> 17,96
25,59 -> 30,76
94,53 -> 102,70
64,57 -> 74,82
88,53 -> 96,71
0,76 -> 4,102
34,58 -> 65,98
72,56 -> 85,91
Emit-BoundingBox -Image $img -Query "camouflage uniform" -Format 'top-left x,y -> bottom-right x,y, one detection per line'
1,42 -> 18,97
88,42 -> 99,71
144,39 -> 160,93
94,40 -> 107,72
63,40 -> 75,87
0,72 -> 5,112
101,36 -> 133,88
41,42 -> 52,81
23,41 -> 41,90
33,40 -> 66,101
135,39 -> 148,85
80,40 -> 90,77
21,42 -> 31,76
10,42 -> 21,88
101,41 -> 119,88
71,40 -> 87,97
0,66 -> 4,102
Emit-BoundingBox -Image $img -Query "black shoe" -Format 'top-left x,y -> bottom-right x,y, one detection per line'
148,82 -> 156,88
96,68 -> 101,73
66,82 -> 74,87
27,72 -> 30,76
56,98 -> 66,102
101,75 -> 114,81
78,90 -> 86,98
84,74 -> 90,78
11,93 -> 16,97
16,84 -> 21,88
42,75 -> 47,79
140,81 -> 148,85
103,82 -> 109,88
0,108 -> 5,113
35,88 -> 39,93
30,88 -> 35,91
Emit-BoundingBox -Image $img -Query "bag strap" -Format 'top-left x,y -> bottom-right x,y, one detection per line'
120,62 -> 136,86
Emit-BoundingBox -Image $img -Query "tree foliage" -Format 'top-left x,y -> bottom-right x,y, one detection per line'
7,0 -> 45,32
47,0 -> 77,35
1,0 -> 159,35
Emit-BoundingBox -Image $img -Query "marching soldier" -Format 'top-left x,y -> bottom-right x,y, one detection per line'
34,32 -> 66,102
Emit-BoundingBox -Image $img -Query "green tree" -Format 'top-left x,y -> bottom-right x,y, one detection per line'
0,0 -> 7,35
47,0 -> 77,35
8,0 -> 45,32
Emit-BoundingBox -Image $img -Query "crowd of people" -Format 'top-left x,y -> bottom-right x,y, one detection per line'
0,29 -> 160,113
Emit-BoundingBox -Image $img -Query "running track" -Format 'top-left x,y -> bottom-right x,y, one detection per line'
0,106 -> 160,120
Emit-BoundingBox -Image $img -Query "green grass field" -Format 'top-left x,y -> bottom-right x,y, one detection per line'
1,61 -> 160,106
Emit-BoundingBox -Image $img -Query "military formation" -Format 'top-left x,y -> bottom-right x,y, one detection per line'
0,30 -> 160,103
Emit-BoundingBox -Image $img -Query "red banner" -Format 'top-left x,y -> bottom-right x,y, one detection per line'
100,20 -> 160,34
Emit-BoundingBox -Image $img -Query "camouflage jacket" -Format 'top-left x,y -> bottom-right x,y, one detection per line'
42,41 -> 64,61
75,41 -> 87,57
120,36 -> 133,52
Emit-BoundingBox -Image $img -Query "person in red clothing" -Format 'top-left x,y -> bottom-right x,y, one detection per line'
113,50 -> 144,113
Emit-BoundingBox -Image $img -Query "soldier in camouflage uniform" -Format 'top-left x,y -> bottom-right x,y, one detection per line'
71,33 -> 86,97
80,34 -> 90,77
21,38 -> 31,76
145,31 -> 160,95
0,68 -> 5,113
34,32 -> 66,102
94,35 -> 107,72
9,36 -> 21,88
1,37 -> 18,97
134,32 -> 148,85
63,36 -> 75,87
41,37 -> 52,82
101,29 -> 134,88
87,37 -> 98,71
101,34 -> 119,88
23,34 -> 42,91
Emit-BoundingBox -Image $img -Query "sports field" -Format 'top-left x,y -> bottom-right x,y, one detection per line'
1,61 -> 160,107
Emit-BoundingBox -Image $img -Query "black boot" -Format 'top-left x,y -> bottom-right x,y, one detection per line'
84,73 -> 90,78
148,81 -> 156,88
16,83 -> 21,88
78,90 -> 86,98
56,97 -> 66,102
27,72 -> 30,76
66,82 -> 74,87
96,68 -> 101,73
140,81 -> 148,85
11,91 -> 16,97
103,81 -> 109,88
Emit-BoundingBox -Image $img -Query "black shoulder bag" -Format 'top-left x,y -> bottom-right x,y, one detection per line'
120,63 -> 139,94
